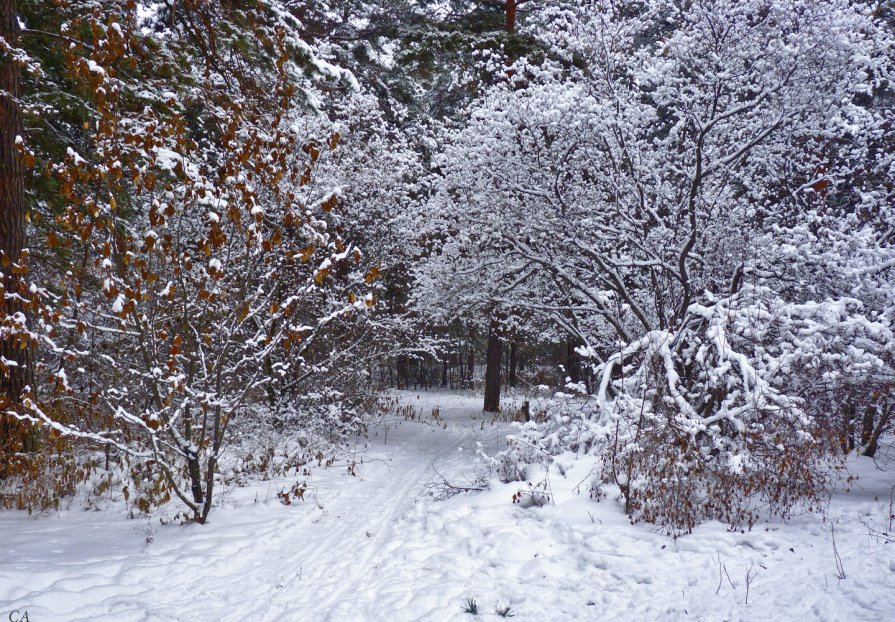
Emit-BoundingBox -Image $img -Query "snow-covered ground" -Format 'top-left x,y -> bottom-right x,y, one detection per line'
1,392 -> 894,621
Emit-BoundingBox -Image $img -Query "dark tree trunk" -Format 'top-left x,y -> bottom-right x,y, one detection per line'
863,400 -> 891,458
861,406 -> 874,446
396,356 -> 408,389
466,344 -> 474,389
505,0 -> 517,32
1,0 -> 32,453
441,356 -> 448,388
509,340 -> 518,388
449,351 -> 456,389
566,340 -> 580,384
484,318 -> 502,412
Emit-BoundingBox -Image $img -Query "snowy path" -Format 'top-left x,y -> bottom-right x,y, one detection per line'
265,395 -> 481,618
2,392 -> 895,621
0,393 -> 504,621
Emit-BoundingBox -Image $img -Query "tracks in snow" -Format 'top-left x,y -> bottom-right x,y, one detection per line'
0,393 -> 493,622
280,420 -> 470,616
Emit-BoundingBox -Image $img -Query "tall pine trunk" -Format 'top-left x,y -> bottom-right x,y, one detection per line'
484,318 -> 501,412
1,0 -> 33,456
505,0 -> 517,33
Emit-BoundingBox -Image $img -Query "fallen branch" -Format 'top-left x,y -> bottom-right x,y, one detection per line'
423,464 -> 485,500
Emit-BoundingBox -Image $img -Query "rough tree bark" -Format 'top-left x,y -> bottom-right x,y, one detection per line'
484,317 -> 501,412
1,0 -> 33,454
505,0 -> 517,32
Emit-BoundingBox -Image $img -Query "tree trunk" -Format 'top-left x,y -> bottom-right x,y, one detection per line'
509,340 -> 518,388
505,0 -> 517,32
861,406 -> 874,446
863,400 -> 891,458
396,355 -> 408,389
466,343 -> 474,389
484,318 -> 501,412
449,351 -> 456,389
1,0 -> 33,455
841,403 -> 856,453
566,340 -> 580,384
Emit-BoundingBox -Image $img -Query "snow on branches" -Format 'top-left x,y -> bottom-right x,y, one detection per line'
596,286 -> 894,533
2,1 -> 381,520
454,0 -> 895,531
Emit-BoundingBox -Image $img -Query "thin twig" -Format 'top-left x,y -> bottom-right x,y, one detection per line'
745,563 -> 755,605
831,524 -> 846,581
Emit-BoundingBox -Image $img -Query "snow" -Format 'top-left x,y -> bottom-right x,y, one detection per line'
111,294 -> 125,314
66,147 -> 87,166
154,148 -> 197,178
1,392 -> 893,621
86,60 -> 105,76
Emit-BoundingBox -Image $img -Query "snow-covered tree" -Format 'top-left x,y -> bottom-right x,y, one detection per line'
1,1 -> 384,519
424,0 -> 895,530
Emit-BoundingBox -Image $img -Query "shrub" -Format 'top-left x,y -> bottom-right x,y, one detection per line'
596,287 -> 881,533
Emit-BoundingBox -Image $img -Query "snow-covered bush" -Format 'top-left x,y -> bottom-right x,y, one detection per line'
0,444 -> 97,513
490,285 -> 893,533
763,208 -> 895,456
495,392 -> 606,483
496,421 -> 547,483
597,286 -> 894,534
270,392 -> 371,443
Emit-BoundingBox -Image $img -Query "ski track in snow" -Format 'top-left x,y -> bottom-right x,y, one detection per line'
1,391 -> 894,621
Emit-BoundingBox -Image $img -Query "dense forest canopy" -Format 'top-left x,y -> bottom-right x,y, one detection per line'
1,0 -> 893,534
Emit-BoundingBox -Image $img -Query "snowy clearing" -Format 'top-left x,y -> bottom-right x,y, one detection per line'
2,392 -> 894,621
